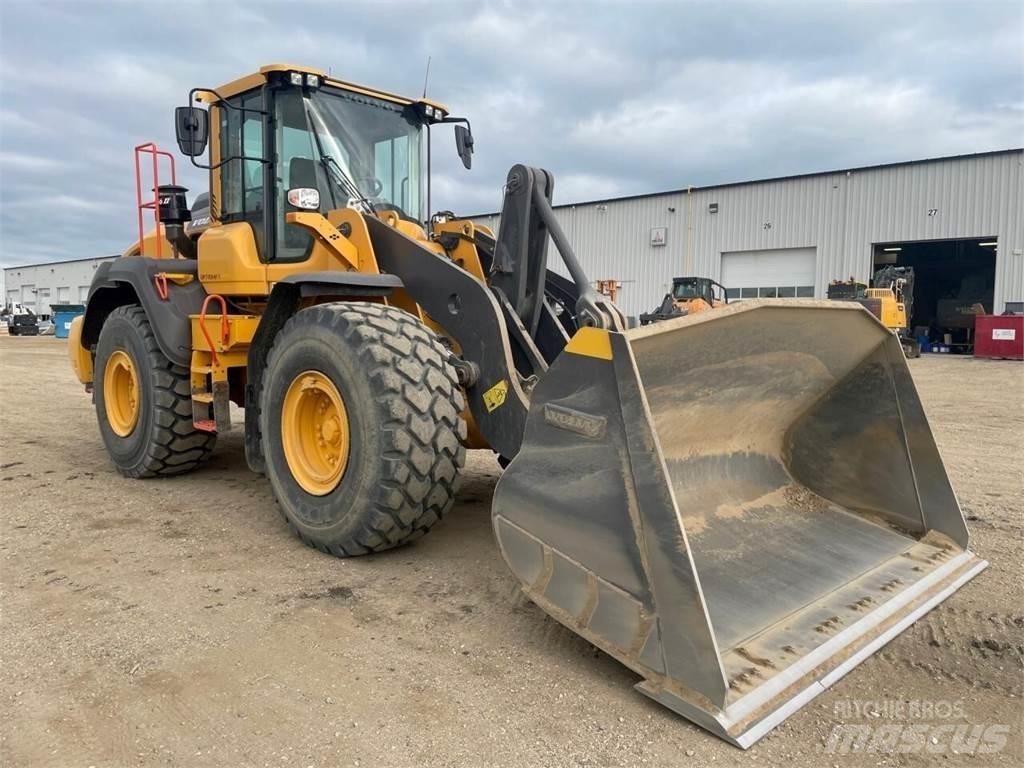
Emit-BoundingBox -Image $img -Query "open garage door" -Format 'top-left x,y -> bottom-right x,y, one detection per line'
874,238 -> 997,353
721,247 -> 816,300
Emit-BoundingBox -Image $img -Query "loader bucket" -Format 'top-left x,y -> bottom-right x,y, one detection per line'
491,300 -> 986,748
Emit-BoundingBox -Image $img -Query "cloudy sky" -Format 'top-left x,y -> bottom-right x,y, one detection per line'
0,0 -> 1021,266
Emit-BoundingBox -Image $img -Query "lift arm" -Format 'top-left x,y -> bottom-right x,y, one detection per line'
370,165 -> 623,458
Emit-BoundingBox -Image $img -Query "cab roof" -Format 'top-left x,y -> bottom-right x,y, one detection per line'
201,63 -> 449,113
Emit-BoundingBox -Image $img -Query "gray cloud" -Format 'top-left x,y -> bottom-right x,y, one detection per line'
0,0 -> 1021,265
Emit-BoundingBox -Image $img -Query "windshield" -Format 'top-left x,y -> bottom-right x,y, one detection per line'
672,281 -> 702,300
304,89 -> 426,221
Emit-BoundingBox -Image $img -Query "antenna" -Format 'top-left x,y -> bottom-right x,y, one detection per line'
422,55 -> 432,98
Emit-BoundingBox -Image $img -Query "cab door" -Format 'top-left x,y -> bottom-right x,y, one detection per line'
197,88 -> 270,295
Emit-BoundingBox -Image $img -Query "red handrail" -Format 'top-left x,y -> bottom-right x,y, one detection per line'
198,294 -> 229,366
154,273 -> 169,301
134,143 -> 177,259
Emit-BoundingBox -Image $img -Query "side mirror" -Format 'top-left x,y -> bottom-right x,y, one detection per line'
175,106 -> 209,157
454,124 -> 474,170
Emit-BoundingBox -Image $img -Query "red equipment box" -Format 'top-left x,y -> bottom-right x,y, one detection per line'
974,315 -> 1024,360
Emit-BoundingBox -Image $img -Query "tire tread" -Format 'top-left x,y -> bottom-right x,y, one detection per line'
264,302 -> 466,556
101,305 -> 216,478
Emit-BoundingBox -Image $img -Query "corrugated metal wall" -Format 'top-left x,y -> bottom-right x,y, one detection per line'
474,150 -> 1023,320
3,257 -> 115,315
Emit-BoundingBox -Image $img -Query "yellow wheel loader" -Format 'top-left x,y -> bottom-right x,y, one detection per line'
828,266 -> 921,358
68,64 -> 985,747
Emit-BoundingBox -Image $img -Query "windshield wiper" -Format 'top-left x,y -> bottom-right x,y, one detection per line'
302,97 -> 377,216
320,154 -> 377,215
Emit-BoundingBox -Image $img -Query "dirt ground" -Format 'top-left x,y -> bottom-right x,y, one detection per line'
0,335 -> 1020,767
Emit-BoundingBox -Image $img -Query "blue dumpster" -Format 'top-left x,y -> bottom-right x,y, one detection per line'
51,304 -> 86,339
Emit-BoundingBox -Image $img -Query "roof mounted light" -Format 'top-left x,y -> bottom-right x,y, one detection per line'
306,74 -> 320,89
415,101 -> 447,123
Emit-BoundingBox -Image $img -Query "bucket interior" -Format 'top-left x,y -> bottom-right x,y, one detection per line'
628,304 -> 959,684
493,303 -> 979,742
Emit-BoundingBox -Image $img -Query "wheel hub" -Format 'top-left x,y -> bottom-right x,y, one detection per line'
282,371 -> 351,496
103,349 -> 140,437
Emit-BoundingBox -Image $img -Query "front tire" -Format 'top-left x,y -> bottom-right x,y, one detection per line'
261,302 -> 466,556
94,305 -> 216,477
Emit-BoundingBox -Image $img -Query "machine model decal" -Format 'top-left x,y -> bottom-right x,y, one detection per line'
542,403 -> 607,439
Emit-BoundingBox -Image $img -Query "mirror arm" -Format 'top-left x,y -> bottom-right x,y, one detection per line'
190,153 -> 271,172
182,86 -> 271,171
438,116 -> 472,132
187,87 -> 268,116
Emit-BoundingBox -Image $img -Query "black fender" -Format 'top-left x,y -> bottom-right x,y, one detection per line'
81,258 -> 206,368
243,271 -> 403,474
278,271 -> 403,297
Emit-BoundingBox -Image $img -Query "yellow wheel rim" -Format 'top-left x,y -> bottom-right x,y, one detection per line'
282,370 -> 351,496
103,349 -> 140,437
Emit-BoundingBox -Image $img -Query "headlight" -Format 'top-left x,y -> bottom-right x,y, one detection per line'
306,74 -> 320,89
289,72 -> 304,86
424,105 -> 435,119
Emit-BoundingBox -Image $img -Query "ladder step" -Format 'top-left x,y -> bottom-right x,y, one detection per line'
191,392 -> 214,403
193,419 -> 217,433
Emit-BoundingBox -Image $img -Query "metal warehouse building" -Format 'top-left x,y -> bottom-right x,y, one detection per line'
3,149 -> 1019,331
3,256 -> 116,319
474,149 -> 1023,328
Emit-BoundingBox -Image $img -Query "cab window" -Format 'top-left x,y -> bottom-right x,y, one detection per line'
275,90 -> 325,262
374,135 -> 416,213
220,91 -> 265,251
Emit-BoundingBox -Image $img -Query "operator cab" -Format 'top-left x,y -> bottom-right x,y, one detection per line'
172,64 -> 474,264
671,277 -> 727,306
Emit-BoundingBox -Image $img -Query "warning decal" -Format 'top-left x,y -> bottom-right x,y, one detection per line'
483,380 -> 509,413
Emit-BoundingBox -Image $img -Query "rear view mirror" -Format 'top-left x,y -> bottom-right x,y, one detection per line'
455,124 -> 474,170
175,106 -> 209,157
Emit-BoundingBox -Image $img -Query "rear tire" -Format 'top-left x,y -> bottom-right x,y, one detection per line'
261,302 -> 466,556
94,305 -> 216,477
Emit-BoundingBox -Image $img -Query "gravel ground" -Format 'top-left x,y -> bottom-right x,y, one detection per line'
1,335 -> 1020,767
